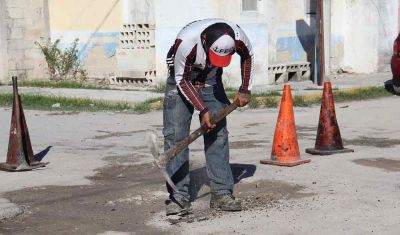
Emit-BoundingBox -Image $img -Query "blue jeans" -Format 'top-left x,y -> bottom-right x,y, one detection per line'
163,76 -> 234,201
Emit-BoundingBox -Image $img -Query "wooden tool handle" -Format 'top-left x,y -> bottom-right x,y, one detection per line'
164,101 -> 239,162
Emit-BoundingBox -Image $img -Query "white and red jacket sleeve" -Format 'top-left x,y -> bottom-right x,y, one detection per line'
234,25 -> 254,94
173,40 -> 209,115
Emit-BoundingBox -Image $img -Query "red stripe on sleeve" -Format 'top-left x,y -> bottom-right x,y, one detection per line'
177,45 -> 207,112
235,40 -> 252,92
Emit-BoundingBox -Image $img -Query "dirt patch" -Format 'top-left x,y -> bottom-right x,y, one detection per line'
188,139 -> 265,152
162,163 -> 312,225
296,125 -> 317,139
78,144 -> 118,151
47,111 -> 80,116
296,126 -> 317,132
245,132 -> 257,136
237,179 -> 314,207
104,153 -> 149,166
150,125 -> 163,131
94,130 -> 147,140
297,132 -> 315,139
344,136 -> 400,148
0,163 -> 167,235
230,140 -> 266,149
165,178 -> 313,225
0,162 -> 312,234
244,123 -> 264,128
353,158 -> 400,172
370,127 -> 386,132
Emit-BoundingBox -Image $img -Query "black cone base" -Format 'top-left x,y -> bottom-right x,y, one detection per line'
0,161 -> 49,172
305,147 -> 354,156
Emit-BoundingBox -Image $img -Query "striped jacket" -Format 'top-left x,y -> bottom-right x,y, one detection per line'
166,18 -> 254,115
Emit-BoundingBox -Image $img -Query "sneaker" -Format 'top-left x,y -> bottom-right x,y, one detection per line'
210,193 -> 242,211
165,198 -> 191,216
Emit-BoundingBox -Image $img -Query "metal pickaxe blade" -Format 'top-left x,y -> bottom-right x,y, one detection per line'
148,132 -> 178,192
148,101 -> 239,192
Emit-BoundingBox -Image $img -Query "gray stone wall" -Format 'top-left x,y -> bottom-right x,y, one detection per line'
0,0 -> 50,82
0,0 -> 8,81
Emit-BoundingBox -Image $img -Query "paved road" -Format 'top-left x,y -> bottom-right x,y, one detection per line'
0,94 -> 399,234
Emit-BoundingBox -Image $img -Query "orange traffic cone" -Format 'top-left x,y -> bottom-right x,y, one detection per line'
0,76 -> 48,171
305,82 -> 354,155
260,84 -> 310,167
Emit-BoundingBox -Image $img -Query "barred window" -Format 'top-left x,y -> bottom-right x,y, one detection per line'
242,0 -> 258,12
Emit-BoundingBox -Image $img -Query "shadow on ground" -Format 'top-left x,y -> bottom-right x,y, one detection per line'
190,163 -> 257,200
33,146 -> 52,162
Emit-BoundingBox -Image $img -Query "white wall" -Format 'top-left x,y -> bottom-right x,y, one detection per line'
1,0 -> 49,81
263,0 -> 398,76
154,0 -> 269,87
331,0 -> 399,74
154,0 -> 219,84
218,0 -> 269,86
42,0 -> 398,83
122,0 -> 155,23
265,0 -> 313,63
343,1 -> 379,73
377,0 -> 398,71
330,0 -> 345,72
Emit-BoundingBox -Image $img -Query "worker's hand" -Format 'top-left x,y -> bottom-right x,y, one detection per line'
234,92 -> 251,107
200,111 -> 216,132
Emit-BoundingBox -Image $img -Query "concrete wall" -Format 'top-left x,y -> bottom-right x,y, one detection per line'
154,0 -> 218,85
329,0 -> 345,73
377,0 -> 399,72
331,0 -> 399,74
0,0 -> 8,81
48,0 -> 122,78
1,0 -> 398,83
0,0 -> 50,81
343,1 -> 379,73
154,0 -> 269,86
117,0 -> 156,80
266,0 -> 314,65
121,0 -> 155,23
265,0 -> 399,76
219,0 -> 269,86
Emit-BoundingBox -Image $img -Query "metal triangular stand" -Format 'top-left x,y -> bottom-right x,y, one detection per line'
0,76 -> 49,171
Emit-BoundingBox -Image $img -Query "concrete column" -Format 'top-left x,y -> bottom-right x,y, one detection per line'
0,0 -> 9,81
121,0 -> 131,23
118,0 -> 156,81
5,0 -> 50,80
323,0 -> 331,75
377,0 -> 398,72
121,0 -> 155,23
398,0 -> 400,32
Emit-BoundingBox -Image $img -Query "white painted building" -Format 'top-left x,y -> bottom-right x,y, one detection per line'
118,0 -> 269,87
120,0 -> 399,86
0,0 -> 399,87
